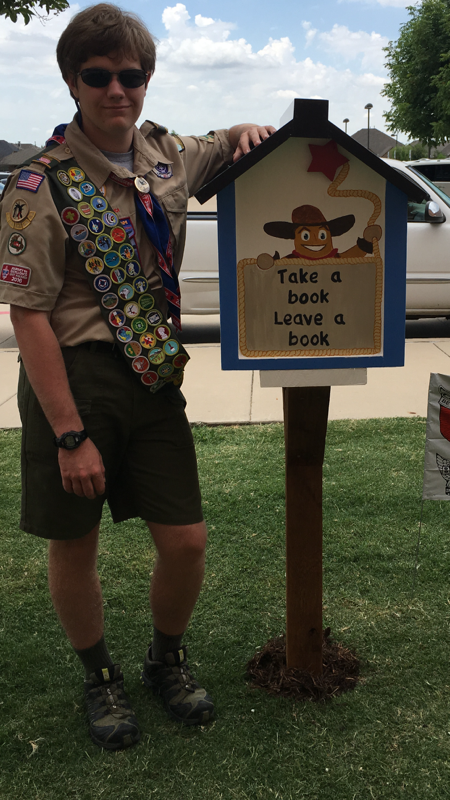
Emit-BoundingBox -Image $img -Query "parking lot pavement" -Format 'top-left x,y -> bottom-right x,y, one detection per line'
2,306 -> 450,428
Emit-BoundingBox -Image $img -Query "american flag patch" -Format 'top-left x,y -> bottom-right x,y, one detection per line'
16,169 -> 45,193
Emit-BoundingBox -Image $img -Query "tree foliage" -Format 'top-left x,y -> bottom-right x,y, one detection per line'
0,0 -> 68,24
382,0 -> 450,148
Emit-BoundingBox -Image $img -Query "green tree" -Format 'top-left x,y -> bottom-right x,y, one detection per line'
0,0 -> 68,24
382,0 -> 450,149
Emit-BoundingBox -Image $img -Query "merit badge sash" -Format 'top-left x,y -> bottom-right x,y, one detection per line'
45,158 -> 189,393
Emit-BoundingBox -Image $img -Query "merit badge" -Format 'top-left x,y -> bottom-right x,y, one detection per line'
146,310 -> 163,326
132,355 -> 149,373
116,326 -> 133,343
101,293 -> 118,310
109,309 -> 126,327
163,339 -> 179,356
111,226 -> 126,243
79,240 -> 97,258
139,294 -> 154,311
96,234 -> 112,252
78,201 -> 94,219
131,317 -> 147,334
155,324 -> 171,341
93,274 -> 111,292
61,207 -> 80,226
8,232 -> 26,256
103,212 -> 118,228
124,301 -> 140,318
119,243 -> 133,261
68,167 -> 85,182
134,176 -> 150,193
140,332 -> 156,349
141,370 -> 159,386
118,283 -> 134,301
153,163 -> 173,179
158,363 -> 174,377
6,198 -> 36,231
126,261 -> 140,277
57,170 -> 72,186
124,341 -> 142,358
133,277 -> 148,294
173,353 -> 188,369
1,263 -> 31,286
86,257 -> 104,275
68,186 -> 82,202
111,267 -> 126,284
104,251 -> 121,268
148,347 -> 165,365
92,196 -> 107,212
71,224 -> 89,242
88,218 -> 104,235
80,181 -> 95,196
16,169 -> 45,194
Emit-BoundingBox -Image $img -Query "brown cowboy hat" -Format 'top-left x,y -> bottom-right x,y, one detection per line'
263,204 -> 355,240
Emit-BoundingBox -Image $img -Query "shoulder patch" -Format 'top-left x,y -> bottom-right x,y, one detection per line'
16,169 -> 45,193
198,133 -> 215,143
148,121 -> 169,137
171,134 -> 185,153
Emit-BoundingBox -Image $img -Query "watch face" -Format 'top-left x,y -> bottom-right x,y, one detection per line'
65,434 -> 77,448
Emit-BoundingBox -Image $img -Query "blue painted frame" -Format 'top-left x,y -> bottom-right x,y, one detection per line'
217,180 -> 407,371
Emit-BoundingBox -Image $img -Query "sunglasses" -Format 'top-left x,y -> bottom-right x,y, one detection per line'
78,68 -> 149,89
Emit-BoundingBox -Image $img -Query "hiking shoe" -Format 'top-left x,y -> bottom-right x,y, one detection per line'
84,664 -> 140,750
141,645 -> 214,726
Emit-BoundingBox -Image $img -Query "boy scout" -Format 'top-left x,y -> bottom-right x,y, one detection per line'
0,3 -> 275,750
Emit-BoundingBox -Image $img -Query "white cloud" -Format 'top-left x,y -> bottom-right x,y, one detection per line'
302,21 -> 318,47
318,24 -> 389,71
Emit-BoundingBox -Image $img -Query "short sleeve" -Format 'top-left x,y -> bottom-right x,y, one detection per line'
0,168 -> 67,310
178,130 -> 233,197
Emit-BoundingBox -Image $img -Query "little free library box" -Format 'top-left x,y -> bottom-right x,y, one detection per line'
196,99 -> 426,375
196,100 -> 428,675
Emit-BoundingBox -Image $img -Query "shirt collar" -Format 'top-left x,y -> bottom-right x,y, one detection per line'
63,116 -> 171,186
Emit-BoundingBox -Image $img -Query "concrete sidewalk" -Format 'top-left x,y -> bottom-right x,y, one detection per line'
2,303 -> 450,428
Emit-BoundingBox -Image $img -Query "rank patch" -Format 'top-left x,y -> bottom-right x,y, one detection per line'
153,163 -> 173,179
1,263 -> 31,287
16,170 -> 45,194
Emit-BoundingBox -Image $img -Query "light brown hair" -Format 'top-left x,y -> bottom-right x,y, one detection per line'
56,3 -> 157,81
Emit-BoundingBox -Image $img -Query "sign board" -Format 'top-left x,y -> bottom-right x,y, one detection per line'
196,99 -> 426,372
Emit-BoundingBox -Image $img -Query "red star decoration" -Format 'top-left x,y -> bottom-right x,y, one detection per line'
308,140 -> 349,182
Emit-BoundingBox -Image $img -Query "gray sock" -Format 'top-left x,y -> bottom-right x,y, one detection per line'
74,635 -> 114,678
151,627 -> 184,662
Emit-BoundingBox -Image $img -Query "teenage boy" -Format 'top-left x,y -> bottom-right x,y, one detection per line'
0,3 -> 274,750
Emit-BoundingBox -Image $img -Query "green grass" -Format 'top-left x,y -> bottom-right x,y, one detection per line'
1,419 -> 450,799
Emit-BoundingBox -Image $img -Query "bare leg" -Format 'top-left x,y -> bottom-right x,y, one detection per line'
147,521 -> 207,635
48,523 -> 103,650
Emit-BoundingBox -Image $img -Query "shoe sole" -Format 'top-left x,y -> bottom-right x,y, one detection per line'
141,670 -> 214,726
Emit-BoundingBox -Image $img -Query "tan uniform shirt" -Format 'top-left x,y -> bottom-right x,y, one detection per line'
0,118 -> 232,346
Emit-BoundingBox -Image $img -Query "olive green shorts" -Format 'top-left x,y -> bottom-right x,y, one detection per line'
18,343 -> 203,540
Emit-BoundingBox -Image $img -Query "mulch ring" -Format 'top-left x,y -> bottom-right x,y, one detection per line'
246,630 -> 360,702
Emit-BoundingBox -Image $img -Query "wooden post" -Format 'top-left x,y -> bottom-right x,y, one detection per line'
283,385 -> 330,674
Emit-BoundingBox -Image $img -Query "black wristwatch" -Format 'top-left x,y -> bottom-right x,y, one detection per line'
54,429 -> 88,450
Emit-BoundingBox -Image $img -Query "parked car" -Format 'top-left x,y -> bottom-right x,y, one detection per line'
180,162 -> 450,319
406,158 -> 450,197
388,159 -> 450,317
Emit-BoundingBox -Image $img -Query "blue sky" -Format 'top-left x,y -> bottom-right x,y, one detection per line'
0,0 -> 414,145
